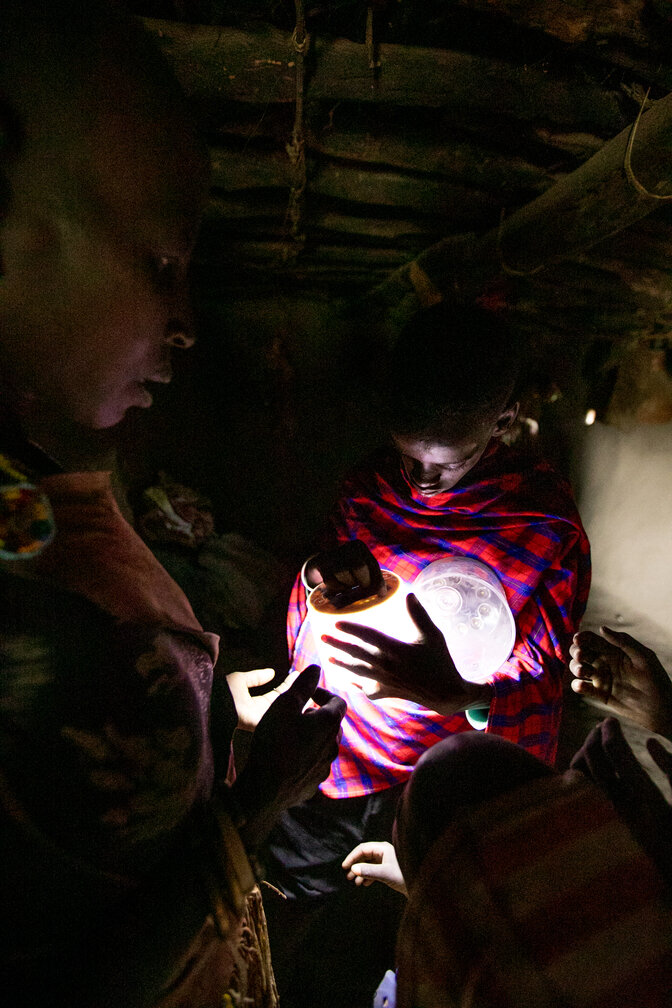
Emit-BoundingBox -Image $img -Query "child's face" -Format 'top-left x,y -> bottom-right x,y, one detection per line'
392,401 -> 519,495
0,96 -> 209,429
393,430 -> 493,495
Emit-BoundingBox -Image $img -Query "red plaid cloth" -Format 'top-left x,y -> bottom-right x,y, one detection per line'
396,771 -> 672,1008
287,441 -> 591,797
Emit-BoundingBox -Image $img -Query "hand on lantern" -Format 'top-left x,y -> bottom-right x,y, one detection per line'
569,626 -> 672,738
305,539 -> 385,607
342,841 -> 407,896
321,592 -> 492,716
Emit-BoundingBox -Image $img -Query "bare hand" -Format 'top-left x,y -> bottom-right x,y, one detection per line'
570,627 -> 672,737
307,539 -> 385,608
570,717 -> 672,890
226,668 -> 283,731
231,665 -> 346,851
322,593 -> 489,715
342,841 -> 407,896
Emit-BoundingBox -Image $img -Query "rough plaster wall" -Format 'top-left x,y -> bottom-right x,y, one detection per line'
555,419 -> 672,772
578,420 -> 672,651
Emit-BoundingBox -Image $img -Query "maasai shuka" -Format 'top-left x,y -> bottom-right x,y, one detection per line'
287,440 -> 591,797
395,771 -> 672,1008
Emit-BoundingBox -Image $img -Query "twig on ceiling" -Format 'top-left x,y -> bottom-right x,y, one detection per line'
285,0 -> 309,257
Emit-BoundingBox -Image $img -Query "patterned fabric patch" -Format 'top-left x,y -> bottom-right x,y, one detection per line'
0,454 -> 55,559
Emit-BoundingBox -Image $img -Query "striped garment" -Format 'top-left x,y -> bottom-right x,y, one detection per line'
395,771 -> 672,1008
287,440 -> 591,797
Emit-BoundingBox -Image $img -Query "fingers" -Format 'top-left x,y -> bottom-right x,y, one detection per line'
330,569 -> 359,589
288,667 -> 346,728
569,630 -> 615,701
600,625 -> 655,665
570,629 -> 602,654
328,655 -> 380,679
406,592 -> 441,639
353,563 -> 373,588
342,842 -> 385,871
601,625 -> 639,649
312,685 -> 341,706
332,622 -> 388,650
600,626 -> 638,653
570,677 -> 602,700
322,635 -> 379,669
569,665 -> 612,705
280,664 -> 321,710
345,863 -> 389,886
305,692 -> 347,724
342,843 -> 386,887
235,667 -> 276,689
569,630 -> 600,668
569,630 -> 613,674
313,541 -> 383,598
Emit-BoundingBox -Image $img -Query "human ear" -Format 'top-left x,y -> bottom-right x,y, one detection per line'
492,401 -> 520,438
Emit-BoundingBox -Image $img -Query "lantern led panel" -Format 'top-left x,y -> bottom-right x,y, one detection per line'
413,556 -> 515,684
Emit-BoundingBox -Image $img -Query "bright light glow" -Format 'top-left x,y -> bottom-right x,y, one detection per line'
414,557 -> 515,684
308,571 -> 419,694
308,558 -> 517,693
585,408 -> 597,426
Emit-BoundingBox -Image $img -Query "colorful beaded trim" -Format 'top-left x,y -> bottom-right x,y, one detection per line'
0,453 -> 56,559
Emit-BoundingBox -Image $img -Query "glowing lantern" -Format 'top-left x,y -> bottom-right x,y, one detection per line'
307,555 -> 515,702
307,569 -> 420,692
413,557 -> 516,685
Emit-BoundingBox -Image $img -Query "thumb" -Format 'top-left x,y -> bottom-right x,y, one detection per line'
601,626 -> 649,662
281,664 -> 321,711
350,861 -> 388,882
236,667 -> 276,689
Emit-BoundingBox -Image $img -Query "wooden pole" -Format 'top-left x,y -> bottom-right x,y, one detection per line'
143,18 -> 623,134
367,91 -> 672,315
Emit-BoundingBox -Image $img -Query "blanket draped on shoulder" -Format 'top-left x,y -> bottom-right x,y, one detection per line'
287,442 -> 591,796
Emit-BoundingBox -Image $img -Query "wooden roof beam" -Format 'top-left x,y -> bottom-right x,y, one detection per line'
367,91 -> 672,320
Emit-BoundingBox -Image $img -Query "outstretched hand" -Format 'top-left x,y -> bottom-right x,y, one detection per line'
570,717 -> 672,891
322,592 -> 490,716
227,667 -> 287,731
231,665 -> 346,851
570,626 -> 672,737
342,841 -> 407,896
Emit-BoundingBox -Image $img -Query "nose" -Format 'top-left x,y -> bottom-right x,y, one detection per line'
410,461 -> 440,488
165,320 -> 196,349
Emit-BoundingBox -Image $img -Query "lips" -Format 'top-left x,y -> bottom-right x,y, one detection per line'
409,479 -> 442,495
146,368 -> 172,384
129,382 -> 154,409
